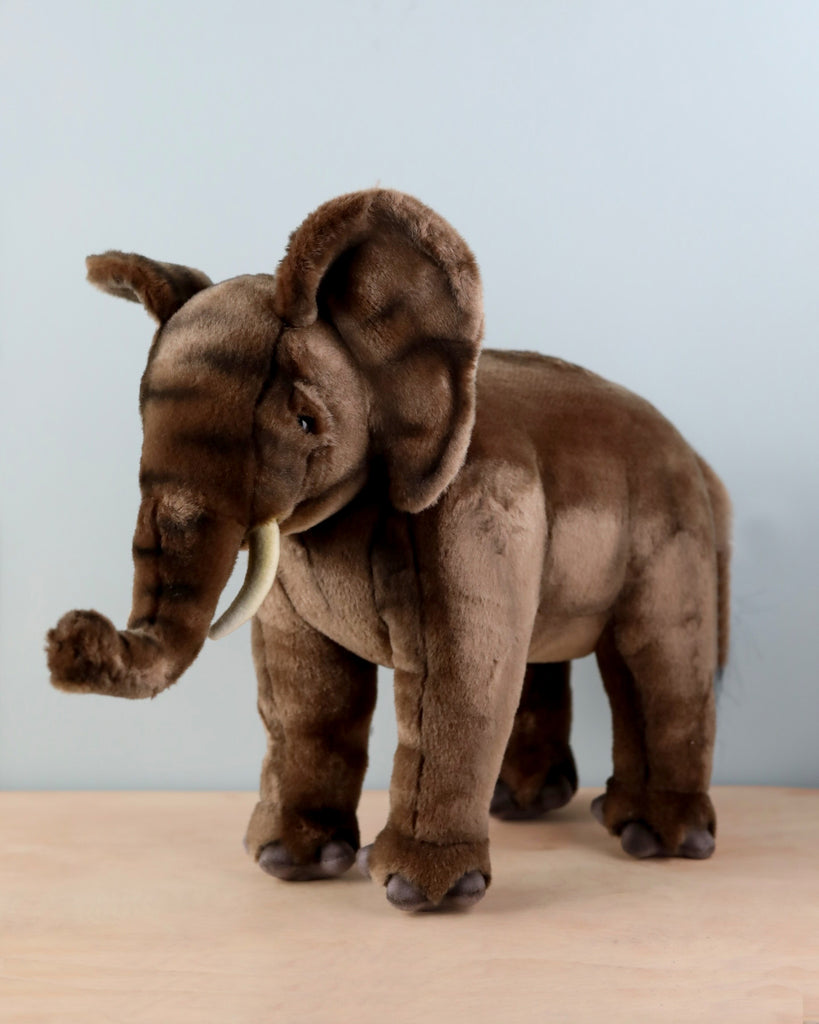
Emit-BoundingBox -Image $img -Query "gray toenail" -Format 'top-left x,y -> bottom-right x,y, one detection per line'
620,821 -> 664,858
444,870 -> 486,908
386,874 -> 433,912
678,828 -> 715,859
356,844 -> 373,878
319,840 -> 355,875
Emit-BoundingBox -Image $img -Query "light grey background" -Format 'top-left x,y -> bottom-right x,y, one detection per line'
1,1 -> 817,792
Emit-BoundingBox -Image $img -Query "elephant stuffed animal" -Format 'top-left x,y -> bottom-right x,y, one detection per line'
47,189 -> 731,912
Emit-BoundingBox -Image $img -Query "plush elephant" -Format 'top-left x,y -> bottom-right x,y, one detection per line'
47,189 -> 731,911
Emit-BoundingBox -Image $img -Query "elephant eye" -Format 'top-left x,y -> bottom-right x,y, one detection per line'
297,415 -> 316,434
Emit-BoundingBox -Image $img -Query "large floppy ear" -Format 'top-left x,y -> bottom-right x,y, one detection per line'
86,251 -> 212,325
274,189 -> 483,513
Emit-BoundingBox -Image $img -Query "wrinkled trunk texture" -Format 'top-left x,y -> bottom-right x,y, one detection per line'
127,494 -> 247,687
47,495 -> 245,699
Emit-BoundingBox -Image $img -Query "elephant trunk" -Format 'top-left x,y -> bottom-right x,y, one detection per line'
47,493 -> 248,699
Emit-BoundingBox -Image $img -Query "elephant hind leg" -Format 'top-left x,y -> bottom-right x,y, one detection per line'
490,661 -> 578,820
592,531 -> 718,859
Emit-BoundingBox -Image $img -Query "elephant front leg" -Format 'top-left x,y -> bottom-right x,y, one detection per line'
364,483 -> 544,911
361,652 -> 528,911
246,582 -> 377,881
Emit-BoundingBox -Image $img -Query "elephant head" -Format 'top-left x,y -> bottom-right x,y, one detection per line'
47,189 -> 483,698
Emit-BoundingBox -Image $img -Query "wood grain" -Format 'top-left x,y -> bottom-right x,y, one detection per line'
1,788 -> 816,1023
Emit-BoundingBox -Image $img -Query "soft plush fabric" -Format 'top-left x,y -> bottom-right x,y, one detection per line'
47,189 -> 730,910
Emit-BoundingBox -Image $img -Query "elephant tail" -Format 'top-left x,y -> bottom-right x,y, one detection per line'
698,456 -> 732,675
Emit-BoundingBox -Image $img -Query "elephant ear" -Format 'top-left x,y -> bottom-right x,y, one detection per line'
86,251 -> 212,325
274,189 -> 484,513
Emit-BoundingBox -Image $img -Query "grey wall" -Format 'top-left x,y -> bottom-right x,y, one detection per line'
1,1 -> 817,792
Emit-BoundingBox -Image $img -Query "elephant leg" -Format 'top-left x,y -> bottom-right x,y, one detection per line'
361,650 -> 528,911
364,476 -> 544,911
490,661 -> 578,820
592,536 -> 718,860
245,580 -> 377,881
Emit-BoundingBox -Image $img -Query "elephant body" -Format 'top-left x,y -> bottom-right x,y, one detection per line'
248,348 -> 729,904
272,349 -> 728,671
47,190 -> 730,911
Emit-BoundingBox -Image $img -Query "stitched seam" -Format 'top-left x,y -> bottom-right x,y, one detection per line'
406,514 -> 429,838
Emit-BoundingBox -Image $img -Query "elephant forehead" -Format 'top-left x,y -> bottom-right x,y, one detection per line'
150,276 -> 278,381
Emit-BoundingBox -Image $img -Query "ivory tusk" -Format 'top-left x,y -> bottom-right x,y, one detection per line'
209,518 -> 280,640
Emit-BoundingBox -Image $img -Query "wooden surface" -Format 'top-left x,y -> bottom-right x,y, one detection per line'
1,788 -> 817,1024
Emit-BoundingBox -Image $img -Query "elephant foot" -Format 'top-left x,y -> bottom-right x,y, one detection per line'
360,825 -> 491,910
357,845 -> 486,912
490,757 -> 578,821
244,799 -> 360,881
257,839 -> 356,881
591,781 -> 716,860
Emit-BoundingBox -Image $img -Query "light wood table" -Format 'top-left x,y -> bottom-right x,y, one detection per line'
1,788 -> 816,1023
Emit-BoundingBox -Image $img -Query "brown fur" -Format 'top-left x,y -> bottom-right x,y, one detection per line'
86,252 -> 213,325
47,189 -> 730,908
